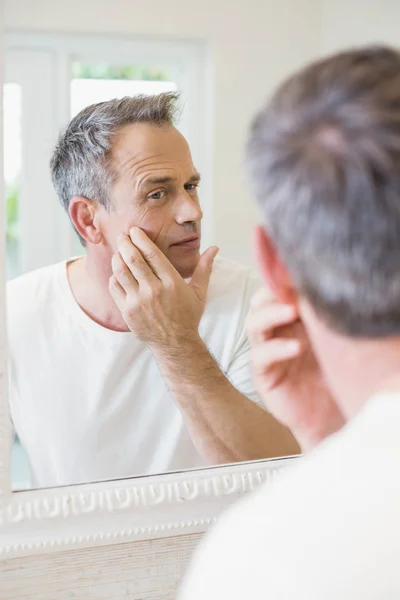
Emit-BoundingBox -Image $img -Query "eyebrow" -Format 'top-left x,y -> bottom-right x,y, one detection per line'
144,173 -> 202,186
188,173 -> 202,183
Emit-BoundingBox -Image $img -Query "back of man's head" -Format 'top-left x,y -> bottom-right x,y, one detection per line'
247,46 -> 400,338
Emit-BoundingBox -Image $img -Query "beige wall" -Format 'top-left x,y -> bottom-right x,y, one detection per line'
4,0 -> 400,265
321,0 -> 400,54
4,0 -> 319,265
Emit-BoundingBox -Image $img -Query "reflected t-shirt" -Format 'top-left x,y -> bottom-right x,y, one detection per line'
179,392 -> 400,600
7,256 -> 261,488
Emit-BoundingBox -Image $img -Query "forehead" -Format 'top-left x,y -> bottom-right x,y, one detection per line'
110,122 -> 195,179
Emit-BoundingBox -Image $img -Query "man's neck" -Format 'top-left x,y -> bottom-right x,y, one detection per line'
67,251 -> 130,332
302,304 -> 400,420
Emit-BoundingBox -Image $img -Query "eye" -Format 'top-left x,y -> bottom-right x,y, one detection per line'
185,183 -> 199,191
148,190 -> 167,201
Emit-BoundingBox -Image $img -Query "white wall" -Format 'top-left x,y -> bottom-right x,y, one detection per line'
321,0 -> 400,54
4,0 -> 319,266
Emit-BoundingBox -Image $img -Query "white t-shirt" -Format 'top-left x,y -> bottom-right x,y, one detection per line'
7,256 -> 261,488
180,392 -> 400,600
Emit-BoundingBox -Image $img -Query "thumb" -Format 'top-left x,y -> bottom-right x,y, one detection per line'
189,246 -> 219,300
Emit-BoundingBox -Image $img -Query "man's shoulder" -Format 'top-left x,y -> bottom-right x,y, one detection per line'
202,257 -> 261,336
181,400 -> 400,599
7,261 -> 67,319
208,256 -> 261,300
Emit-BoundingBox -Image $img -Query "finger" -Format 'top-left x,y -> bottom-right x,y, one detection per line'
109,275 -> 126,309
250,286 -> 276,310
129,227 -> 175,282
251,338 -> 304,372
112,252 -> 138,294
246,304 -> 298,343
118,234 -> 159,286
189,246 -> 219,301
250,287 -> 299,317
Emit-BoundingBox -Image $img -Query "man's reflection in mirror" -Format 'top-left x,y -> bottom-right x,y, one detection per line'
7,93 -> 300,488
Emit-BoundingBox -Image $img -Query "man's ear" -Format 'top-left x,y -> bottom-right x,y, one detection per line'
252,224 -> 297,305
69,196 -> 103,245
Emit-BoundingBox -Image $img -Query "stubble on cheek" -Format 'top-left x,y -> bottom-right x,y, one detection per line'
126,205 -> 169,255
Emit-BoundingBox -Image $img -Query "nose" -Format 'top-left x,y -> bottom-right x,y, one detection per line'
175,192 -> 203,225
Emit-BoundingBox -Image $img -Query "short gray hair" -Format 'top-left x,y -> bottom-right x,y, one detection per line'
246,45 -> 400,338
50,92 -> 180,243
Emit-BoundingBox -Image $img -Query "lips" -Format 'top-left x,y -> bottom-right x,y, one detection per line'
170,235 -> 200,249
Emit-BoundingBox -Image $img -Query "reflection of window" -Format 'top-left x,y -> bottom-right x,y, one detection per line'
3,83 -> 22,280
70,62 -> 178,118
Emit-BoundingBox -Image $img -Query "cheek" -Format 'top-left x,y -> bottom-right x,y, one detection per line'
129,206 -> 174,248
100,213 -> 130,251
101,204 -> 171,250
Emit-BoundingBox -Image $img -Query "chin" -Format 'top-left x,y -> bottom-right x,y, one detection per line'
170,252 -> 200,279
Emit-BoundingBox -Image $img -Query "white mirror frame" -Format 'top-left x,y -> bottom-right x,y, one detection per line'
0,28 -> 299,599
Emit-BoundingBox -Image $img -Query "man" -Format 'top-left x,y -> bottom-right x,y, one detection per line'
180,46 -> 400,599
8,92 -> 331,488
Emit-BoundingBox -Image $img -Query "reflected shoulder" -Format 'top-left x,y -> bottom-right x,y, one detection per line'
209,256 -> 261,294
6,260 -> 69,318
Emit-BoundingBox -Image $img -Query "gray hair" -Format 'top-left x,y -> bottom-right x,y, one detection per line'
246,45 -> 400,338
50,92 -> 180,243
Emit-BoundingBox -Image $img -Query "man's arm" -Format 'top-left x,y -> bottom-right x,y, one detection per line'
152,335 -> 299,463
109,227 -> 299,463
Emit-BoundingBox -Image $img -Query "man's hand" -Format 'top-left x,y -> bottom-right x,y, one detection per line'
109,227 -> 219,350
246,288 -> 345,450
109,230 -> 300,464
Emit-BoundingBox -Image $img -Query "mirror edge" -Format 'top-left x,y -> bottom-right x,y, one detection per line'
0,457 -> 298,559
0,4 -> 13,512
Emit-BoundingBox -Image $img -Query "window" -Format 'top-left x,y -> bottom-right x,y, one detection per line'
70,62 -> 177,118
3,83 -> 22,279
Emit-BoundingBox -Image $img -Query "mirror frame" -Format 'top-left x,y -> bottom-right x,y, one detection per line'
0,451 -> 297,557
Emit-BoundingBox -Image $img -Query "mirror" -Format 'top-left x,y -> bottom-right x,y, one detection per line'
5,32 -> 298,492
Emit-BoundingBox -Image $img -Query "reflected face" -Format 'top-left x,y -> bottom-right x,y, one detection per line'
97,123 -> 203,279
